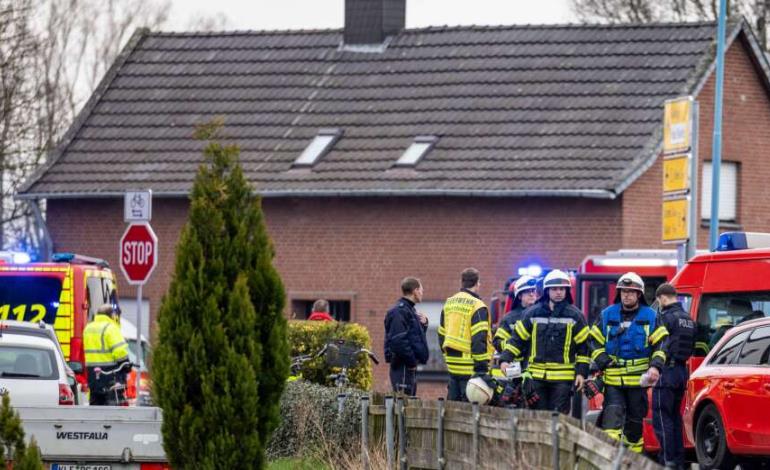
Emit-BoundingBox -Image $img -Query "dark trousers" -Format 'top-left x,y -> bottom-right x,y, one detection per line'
530,380 -> 573,414
602,386 -> 648,451
389,364 -> 417,396
447,375 -> 469,402
652,365 -> 688,467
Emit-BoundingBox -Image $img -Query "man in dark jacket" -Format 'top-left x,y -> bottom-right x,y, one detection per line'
652,283 -> 695,469
384,277 -> 429,395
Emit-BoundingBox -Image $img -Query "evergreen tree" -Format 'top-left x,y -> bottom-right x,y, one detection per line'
0,395 -> 44,469
153,122 -> 289,469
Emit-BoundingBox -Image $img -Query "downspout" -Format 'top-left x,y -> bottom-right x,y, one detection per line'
26,199 -> 52,261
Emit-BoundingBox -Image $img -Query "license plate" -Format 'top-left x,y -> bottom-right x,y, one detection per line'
52,465 -> 111,470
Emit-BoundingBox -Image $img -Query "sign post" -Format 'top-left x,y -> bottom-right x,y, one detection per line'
121,191 -> 156,400
661,97 -> 698,268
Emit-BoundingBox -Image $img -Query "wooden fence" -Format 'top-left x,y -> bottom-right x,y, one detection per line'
362,397 -> 661,470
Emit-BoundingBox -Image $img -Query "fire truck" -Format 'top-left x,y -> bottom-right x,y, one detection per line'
0,252 -> 147,403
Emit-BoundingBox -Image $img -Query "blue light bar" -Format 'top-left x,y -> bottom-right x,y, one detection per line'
716,232 -> 770,251
12,253 -> 31,264
517,264 -> 543,278
51,252 -> 75,262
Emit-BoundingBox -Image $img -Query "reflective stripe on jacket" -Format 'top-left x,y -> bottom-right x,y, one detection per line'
438,289 -> 492,377
84,314 -> 129,367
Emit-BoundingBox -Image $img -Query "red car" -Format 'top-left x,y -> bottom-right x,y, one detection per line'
684,316 -> 770,469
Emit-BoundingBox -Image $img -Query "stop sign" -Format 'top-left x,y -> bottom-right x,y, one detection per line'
120,222 -> 158,285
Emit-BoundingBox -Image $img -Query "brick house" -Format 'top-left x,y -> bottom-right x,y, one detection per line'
17,0 -> 770,395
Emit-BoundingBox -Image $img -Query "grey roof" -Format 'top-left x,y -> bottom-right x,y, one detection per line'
18,20 -> 770,199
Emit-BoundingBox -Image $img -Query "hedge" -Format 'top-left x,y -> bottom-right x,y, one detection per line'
266,380 -> 364,460
288,320 -> 374,391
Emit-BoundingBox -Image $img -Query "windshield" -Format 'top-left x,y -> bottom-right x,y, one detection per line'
0,275 -> 62,324
697,291 -> 770,355
0,345 -> 58,379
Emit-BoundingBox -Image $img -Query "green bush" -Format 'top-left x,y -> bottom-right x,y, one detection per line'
289,320 -> 374,390
0,395 -> 44,469
266,380 -> 364,460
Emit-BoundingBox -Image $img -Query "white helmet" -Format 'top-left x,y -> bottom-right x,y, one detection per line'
614,272 -> 647,305
543,269 -> 571,289
465,377 -> 494,405
513,275 -> 538,297
616,272 -> 644,292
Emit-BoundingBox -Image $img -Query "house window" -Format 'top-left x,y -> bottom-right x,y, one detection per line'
293,129 -> 342,167
415,301 -> 447,373
291,299 -> 351,322
701,161 -> 738,222
395,136 -> 437,167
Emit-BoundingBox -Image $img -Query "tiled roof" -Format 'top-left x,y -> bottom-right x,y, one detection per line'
18,20 -> 767,199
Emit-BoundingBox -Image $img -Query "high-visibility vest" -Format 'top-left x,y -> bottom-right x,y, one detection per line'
84,314 -> 129,367
441,291 -> 492,354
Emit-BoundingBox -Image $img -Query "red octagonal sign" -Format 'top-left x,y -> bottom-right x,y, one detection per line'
120,222 -> 158,285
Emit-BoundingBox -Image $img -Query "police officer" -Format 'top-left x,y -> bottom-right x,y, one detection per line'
494,275 -> 538,361
84,304 -> 130,405
384,277 -> 429,396
506,270 -> 590,414
438,268 -> 493,401
652,283 -> 695,469
588,272 -> 668,453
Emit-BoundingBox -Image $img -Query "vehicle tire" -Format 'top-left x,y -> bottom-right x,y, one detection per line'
695,404 -> 736,470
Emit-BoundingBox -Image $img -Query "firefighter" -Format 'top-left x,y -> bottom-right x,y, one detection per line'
84,303 -> 130,405
438,268 -> 493,402
652,283 -> 696,469
493,275 -> 538,360
506,269 -> 590,414
588,272 -> 668,453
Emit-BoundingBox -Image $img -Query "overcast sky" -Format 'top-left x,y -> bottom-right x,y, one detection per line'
169,0 -> 576,31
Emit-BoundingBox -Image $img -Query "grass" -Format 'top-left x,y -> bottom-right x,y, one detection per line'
267,457 -> 331,470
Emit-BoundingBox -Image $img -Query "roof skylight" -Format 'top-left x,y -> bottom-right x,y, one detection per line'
395,136 -> 438,167
294,129 -> 342,167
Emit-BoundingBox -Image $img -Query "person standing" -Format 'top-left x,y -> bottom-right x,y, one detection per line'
493,275 -> 538,361
384,277 -> 429,395
588,272 -> 668,453
84,304 -> 130,405
652,283 -> 696,469
506,270 -> 590,414
438,268 -> 493,401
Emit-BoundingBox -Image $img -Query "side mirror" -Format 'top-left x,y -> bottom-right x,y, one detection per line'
67,361 -> 84,374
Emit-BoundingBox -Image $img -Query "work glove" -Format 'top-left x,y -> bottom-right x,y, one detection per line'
520,371 -> 540,408
583,376 -> 604,400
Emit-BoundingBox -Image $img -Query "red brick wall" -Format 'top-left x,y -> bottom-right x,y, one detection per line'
622,36 -> 770,248
46,196 -> 622,397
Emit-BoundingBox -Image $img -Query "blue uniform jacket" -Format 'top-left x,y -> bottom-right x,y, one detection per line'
384,298 -> 429,368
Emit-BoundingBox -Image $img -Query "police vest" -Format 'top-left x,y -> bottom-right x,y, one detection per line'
442,291 -> 492,354
663,306 -> 696,362
602,304 -> 658,361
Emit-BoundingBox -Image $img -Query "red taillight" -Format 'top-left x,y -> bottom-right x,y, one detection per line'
58,383 -> 74,405
139,463 -> 170,469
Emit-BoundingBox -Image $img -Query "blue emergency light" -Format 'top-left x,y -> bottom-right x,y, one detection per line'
517,263 -> 543,278
716,232 -> 770,251
0,251 -> 31,264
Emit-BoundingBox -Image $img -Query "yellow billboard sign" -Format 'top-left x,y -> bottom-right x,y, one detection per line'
663,155 -> 690,194
663,97 -> 692,154
662,197 -> 689,243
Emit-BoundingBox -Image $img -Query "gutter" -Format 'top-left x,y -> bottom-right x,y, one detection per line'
15,188 -> 617,200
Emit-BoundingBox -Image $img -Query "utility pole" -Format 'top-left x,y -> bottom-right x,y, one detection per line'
710,0 -> 728,251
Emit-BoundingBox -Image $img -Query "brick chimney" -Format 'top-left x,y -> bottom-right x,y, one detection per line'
344,0 -> 406,45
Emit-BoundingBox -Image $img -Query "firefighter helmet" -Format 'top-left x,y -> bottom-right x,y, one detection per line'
614,272 -> 647,305
513,275 -> 538,297
543,270 -> 571,289
466,377 -> 494,405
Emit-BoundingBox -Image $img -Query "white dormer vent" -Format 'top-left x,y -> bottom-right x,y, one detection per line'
395,136 -> 438,167
294,129 -> 343,167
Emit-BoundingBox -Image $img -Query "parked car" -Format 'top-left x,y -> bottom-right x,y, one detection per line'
684,316 -> 770,469
121,318 -> 152,406
0,320 -> 78,406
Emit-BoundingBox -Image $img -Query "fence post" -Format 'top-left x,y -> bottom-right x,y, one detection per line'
551,412 -> 560,470
611,443 -> 626,470
509,408 -> 518,457
437,398 -> 445,469
361,396 -> 370,470
472,402 -> 480,468
337,393 -> 347,417
385,396 -> 394,469
397,397 -> 407,470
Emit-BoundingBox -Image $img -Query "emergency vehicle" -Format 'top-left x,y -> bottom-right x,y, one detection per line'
669,232 -> 770,465
0,252 -> 147,403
